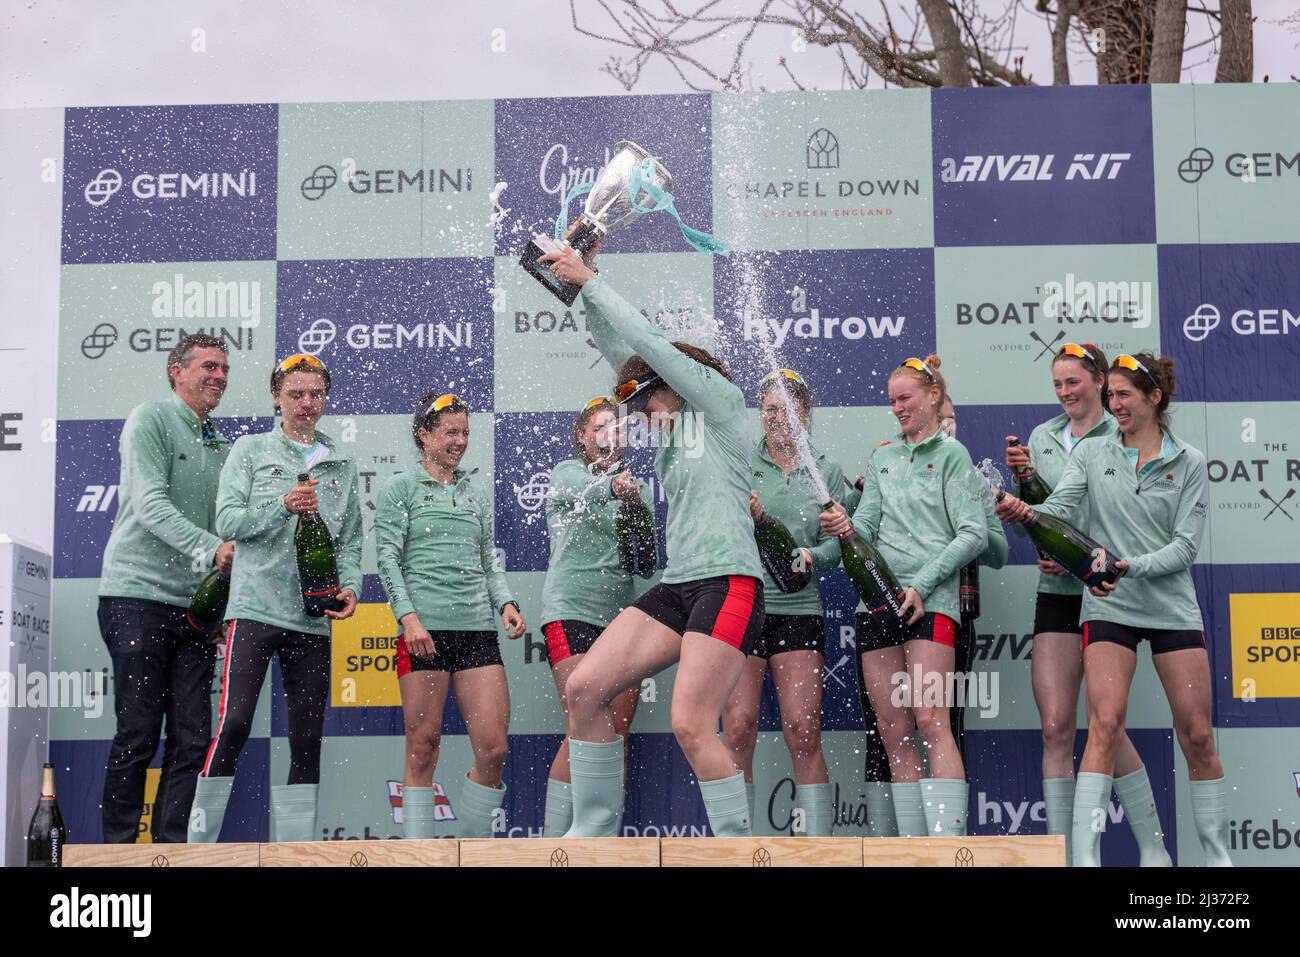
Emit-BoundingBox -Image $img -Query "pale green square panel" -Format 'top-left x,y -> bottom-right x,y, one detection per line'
712,89 -> 934,251
934,244 -> 1162,405
1200,401 -> 1299,565
278,100 -> 495,260
1154,84 -> 1300,245
58,261 -> 278,420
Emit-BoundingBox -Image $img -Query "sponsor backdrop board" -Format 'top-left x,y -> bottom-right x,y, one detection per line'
50,86 -> 1300,865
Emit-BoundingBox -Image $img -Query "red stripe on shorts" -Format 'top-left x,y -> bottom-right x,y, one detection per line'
544,621 -> 572,665
1082,621 -> 1090,651
711,575 -> 757,650
395,634 -> 412,678
932,613 -> 957,647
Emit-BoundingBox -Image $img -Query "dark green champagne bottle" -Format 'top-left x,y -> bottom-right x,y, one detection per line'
821,502 -> 906,623
187,567 -> 231,638
1007,437 -> 1052,505
616,501 -> 658,577
753,511 -> 812,594
996,491 -> 1123,588
959,560 -> 980,621
294,472 -> 342,617
27,763 -> 65,867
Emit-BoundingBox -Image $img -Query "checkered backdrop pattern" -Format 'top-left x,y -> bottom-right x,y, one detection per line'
49,85 -> 1300,862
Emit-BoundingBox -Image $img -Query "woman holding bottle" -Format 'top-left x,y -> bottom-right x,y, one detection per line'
996,352 -> 1230,867
719,368 -> 858,836
820,355 -> 987,837
538,396 -> 657,836
1005,342 -> 1169,865
190,354 -> 362,843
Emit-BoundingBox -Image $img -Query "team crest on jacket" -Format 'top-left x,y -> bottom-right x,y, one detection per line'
1150,473 -> 1180,491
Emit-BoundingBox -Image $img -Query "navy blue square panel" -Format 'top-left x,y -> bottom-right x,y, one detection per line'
1159,243 -> 1300,402
714,248 -> 936,406
932,86 -> 1156,247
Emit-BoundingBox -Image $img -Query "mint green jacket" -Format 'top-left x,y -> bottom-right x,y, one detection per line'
851,429 -> 988,623
539,458 -> 655,629
582,275 -> 764,585
99,393 -> 231,608
1032,430 -> 1208,631
375,467 -> 515,633
215,427 -> 363,636
753,439 -> 859,616
1025,411 -> 1118,595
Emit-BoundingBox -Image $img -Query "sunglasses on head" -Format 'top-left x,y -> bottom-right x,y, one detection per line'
899,357 -> 936,381
761,368 -> 807,388
277,353 -> 326,373
1056,342 -> 1103,371
424,393 -> 466,416
584,395 -> 612,411
1112,354 -> 1161,391
613,374 -> 664,406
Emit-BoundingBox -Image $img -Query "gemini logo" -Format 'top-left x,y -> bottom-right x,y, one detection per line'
807,129 -> 839,170
83,168 -> 123,206
1183,302 -> 1300,341
1178,148 -> 1214,184
82,168 -> 257,206
301,165 -> 338,200
514,472 -> 551,511
82,323 -> 119,359
1184,304 -> 1220,342
296,317 -> 473,355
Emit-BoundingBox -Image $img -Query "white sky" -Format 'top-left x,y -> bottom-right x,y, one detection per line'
3,0 -> 1297,109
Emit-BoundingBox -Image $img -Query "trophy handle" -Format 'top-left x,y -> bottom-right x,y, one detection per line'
567,217 -> 603,255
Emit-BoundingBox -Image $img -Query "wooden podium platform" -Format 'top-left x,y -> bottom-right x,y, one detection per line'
64,835 -> 1063,867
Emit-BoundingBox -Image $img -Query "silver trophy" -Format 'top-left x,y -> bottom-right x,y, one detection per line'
521,140 -> 674,305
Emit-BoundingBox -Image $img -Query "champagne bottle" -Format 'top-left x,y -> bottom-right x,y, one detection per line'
1007,437 -> 1052,505
294,472 -> 342,617
27,763 -> 66,868
615,500 -> 658,577
959,560 -> 980,621
996,492 -> 1123,588
187,567 -> 231,638
821,502 -> 906,624
753,511 -> 812,594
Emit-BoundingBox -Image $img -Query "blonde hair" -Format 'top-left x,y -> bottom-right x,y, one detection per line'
890,353 -> 948,414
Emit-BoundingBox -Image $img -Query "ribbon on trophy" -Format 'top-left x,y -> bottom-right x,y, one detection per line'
553,158 -> 730,257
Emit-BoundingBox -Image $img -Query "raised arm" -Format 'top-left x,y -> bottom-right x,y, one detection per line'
582,275 -> 740,419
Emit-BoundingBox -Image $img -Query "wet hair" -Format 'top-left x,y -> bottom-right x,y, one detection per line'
1053,342 -> 1111,411
758,372 -> 815,419
574,399 -> 616,460
411,390 -> 470,453
615,342 -> 732,396
890,353 -> 948,414
1110,351 -> 1177,429
167,333 -> 228,390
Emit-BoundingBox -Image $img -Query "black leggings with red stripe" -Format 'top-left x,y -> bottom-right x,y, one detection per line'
202,619 -> 330,784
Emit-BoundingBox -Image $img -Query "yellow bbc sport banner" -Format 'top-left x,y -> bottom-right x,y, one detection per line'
330,603 -> 402,708
1230,593 -> 1300,700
